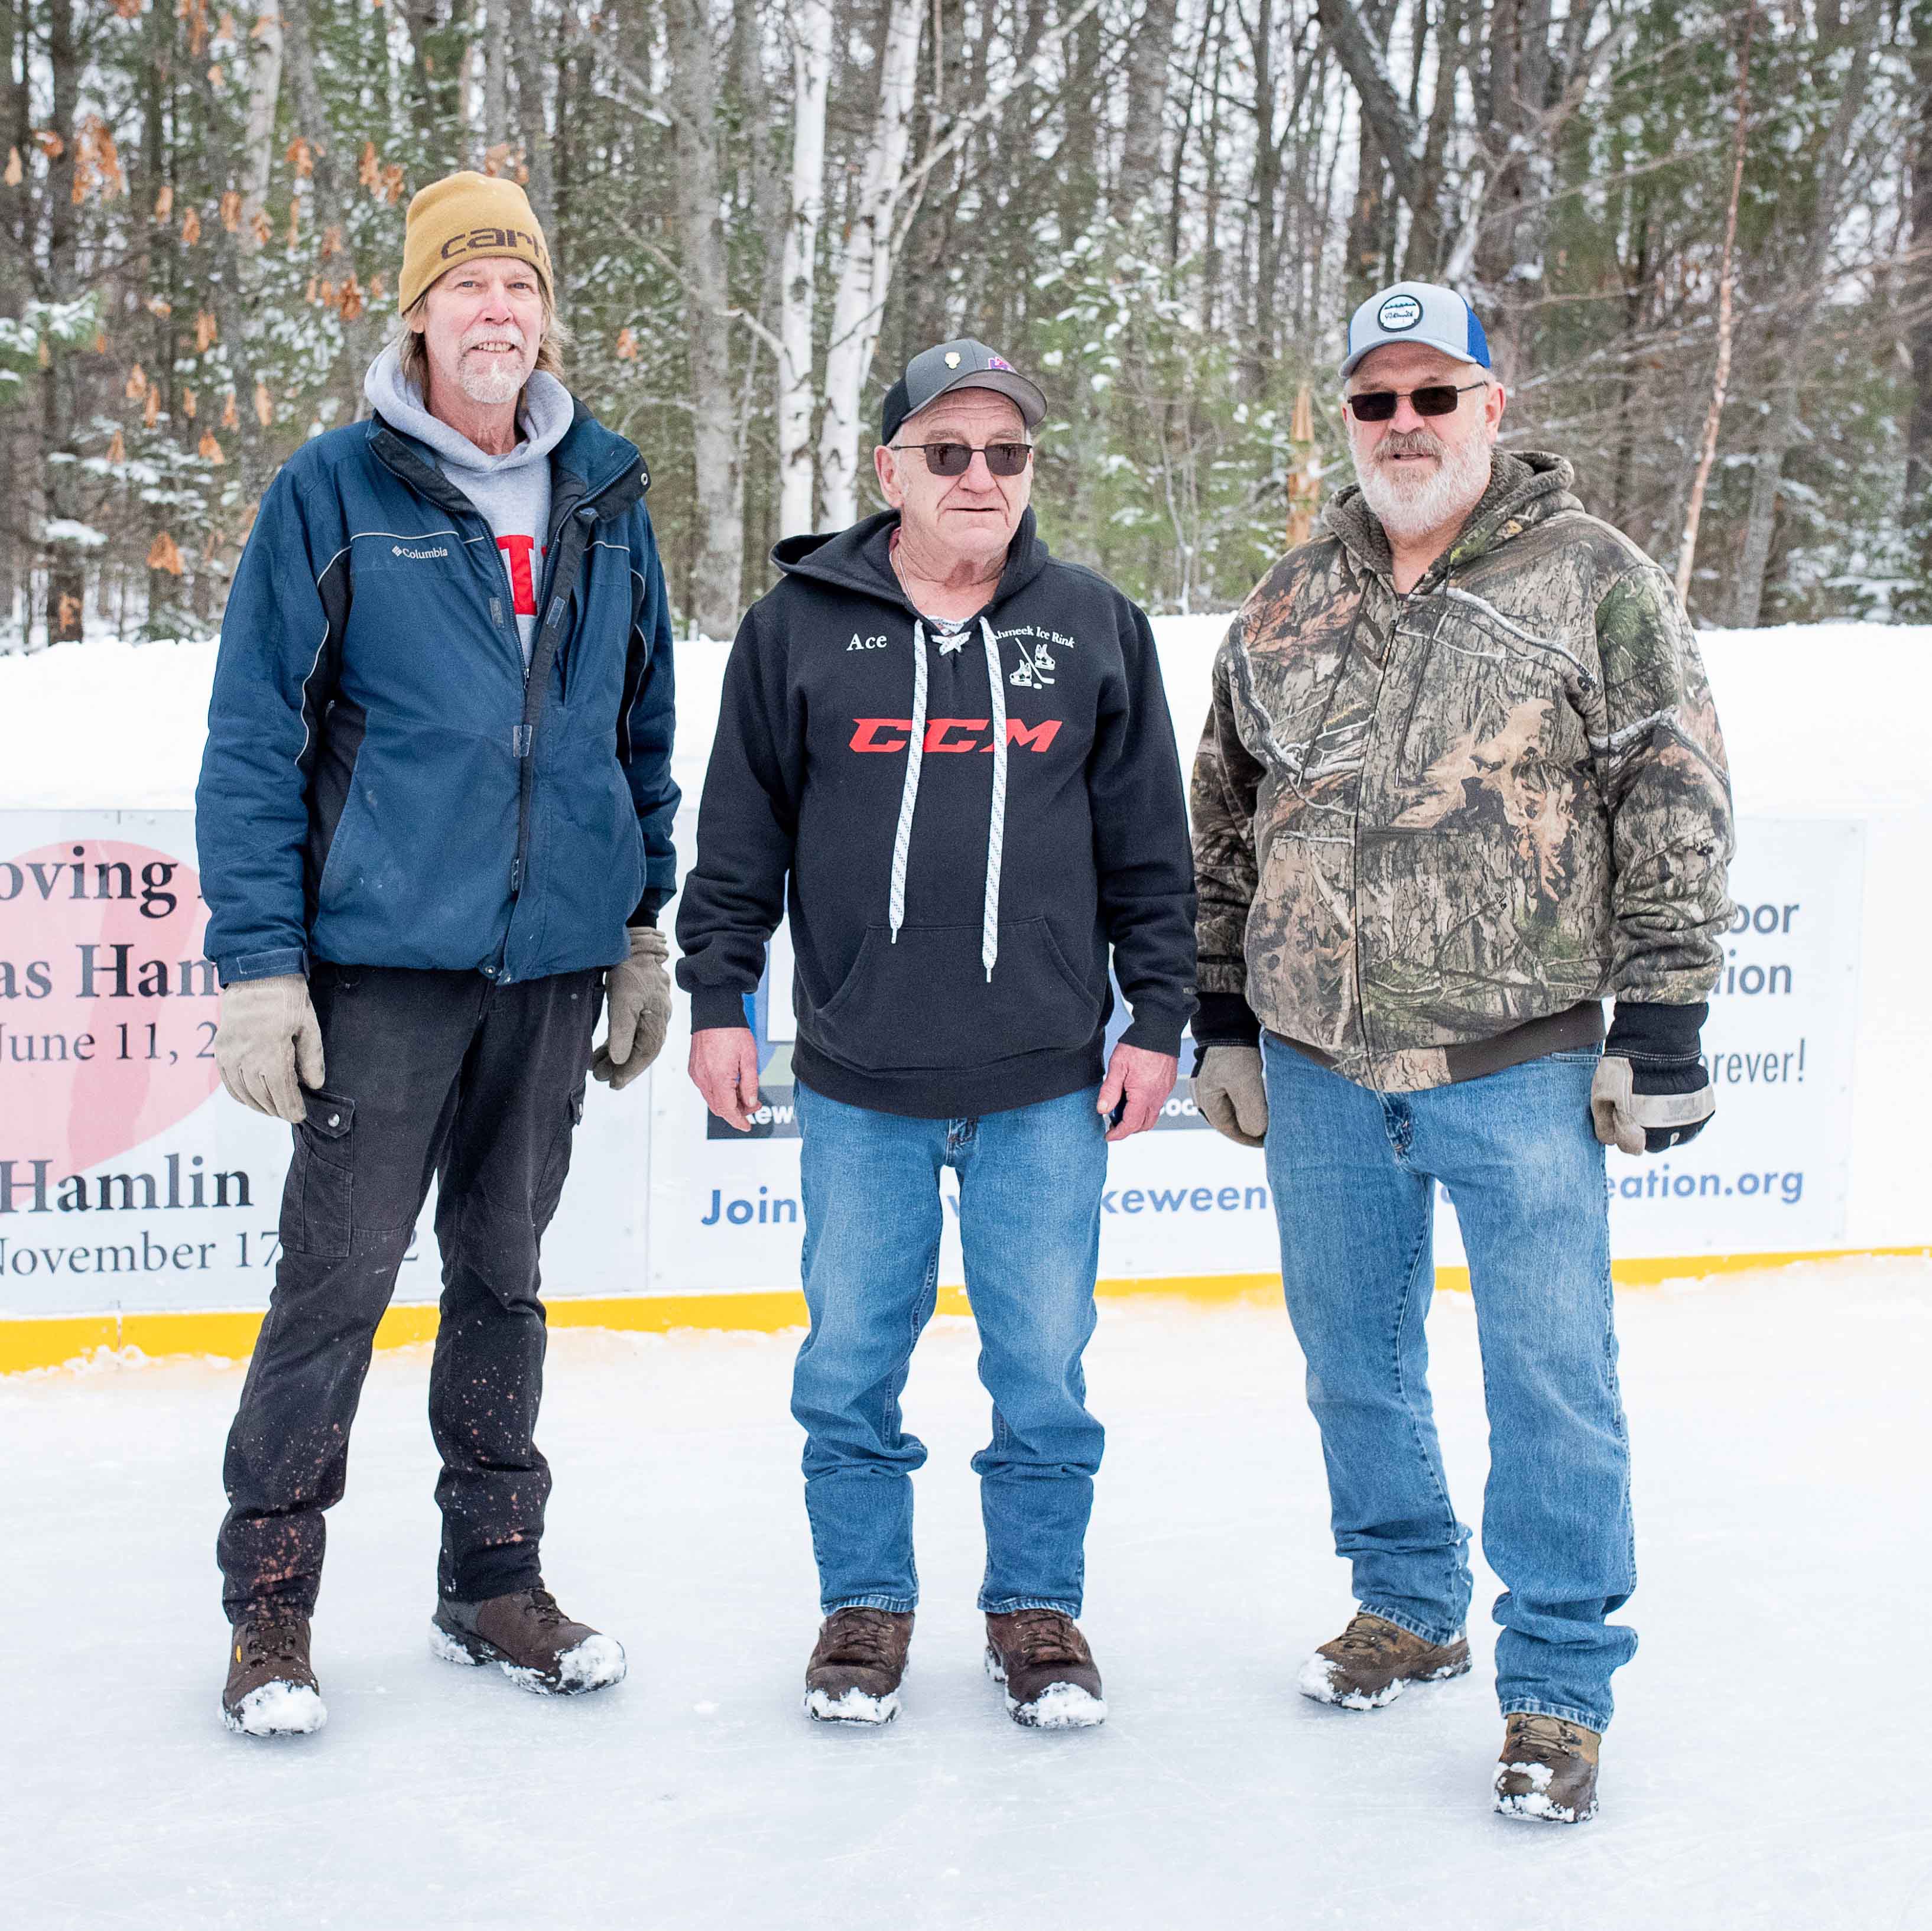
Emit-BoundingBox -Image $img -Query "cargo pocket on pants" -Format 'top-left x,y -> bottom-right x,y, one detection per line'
279,1092 -> 355,1258
532,1089 -> 585,1233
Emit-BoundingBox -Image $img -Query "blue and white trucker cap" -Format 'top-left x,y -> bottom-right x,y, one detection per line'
1341,281 -> 1491,381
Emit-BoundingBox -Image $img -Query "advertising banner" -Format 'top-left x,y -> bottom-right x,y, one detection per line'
0,799 -> 1864,1322
647,811 -> 1865,1292
0,809 -> 651,1317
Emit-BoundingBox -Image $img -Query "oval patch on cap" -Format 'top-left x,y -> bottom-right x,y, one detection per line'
1376,293 -> 1423,331
944,351 -> 962,368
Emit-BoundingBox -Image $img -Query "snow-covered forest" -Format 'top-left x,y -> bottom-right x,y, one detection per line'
2,0 -> 1925,644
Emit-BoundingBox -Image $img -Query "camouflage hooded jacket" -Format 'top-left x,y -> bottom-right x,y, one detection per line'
1191,450 -> 1734,1093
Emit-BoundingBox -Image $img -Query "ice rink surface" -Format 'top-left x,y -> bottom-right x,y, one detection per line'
4,1260 -> 1928,1931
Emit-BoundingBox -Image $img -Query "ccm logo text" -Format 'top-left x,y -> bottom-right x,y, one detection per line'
850,717 -> 1063,754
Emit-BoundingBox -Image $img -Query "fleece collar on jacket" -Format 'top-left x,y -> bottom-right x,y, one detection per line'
362,340 -> 574,479
1321,448 -> 1580,587
771,506 -> 1054,616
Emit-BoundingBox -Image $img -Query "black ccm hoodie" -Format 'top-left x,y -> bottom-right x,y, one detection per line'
676,508 -> 1196,1119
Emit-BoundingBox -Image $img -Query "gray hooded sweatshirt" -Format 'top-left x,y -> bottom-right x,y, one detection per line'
363,341 -> 574,665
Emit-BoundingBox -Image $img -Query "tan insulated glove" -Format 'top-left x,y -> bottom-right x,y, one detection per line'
592,925 -> 673,1091
1193,1045 -> 1269,1149
214,974 -> 325,1124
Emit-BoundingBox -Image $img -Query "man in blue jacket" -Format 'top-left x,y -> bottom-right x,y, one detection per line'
197,173 -> 677,1738
677,341 -> 1195,1730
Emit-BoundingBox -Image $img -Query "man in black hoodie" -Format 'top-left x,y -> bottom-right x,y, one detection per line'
677,340 -> 1195,1730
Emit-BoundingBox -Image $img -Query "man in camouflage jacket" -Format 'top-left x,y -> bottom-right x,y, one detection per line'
1190,281 -> 1733,1825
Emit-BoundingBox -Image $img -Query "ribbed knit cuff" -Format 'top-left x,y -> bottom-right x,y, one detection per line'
1605,999 -> 1707,1063
689,986 -> 752,1032
1119,1011 -> 1188,1058
1190,990 -> 1261,1048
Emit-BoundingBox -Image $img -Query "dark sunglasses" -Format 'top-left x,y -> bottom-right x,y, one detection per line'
894,440 -> 1034,478
1345,381 -> 1488,423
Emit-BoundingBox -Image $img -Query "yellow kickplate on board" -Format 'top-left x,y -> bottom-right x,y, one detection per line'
2,1250 -> 1925,1374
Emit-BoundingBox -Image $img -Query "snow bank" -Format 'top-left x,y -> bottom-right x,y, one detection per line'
0,636 -> 218,811
2,617 -> 1926,817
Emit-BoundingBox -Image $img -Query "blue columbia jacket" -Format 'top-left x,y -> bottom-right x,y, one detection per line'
197,401 -> 677,986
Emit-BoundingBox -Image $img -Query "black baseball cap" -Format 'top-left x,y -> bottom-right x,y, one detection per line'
881,338 -> 1047,446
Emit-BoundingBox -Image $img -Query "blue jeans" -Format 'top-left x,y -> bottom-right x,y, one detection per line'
1262,1036 -> 1636,1731
791,1080 -> 1109,1617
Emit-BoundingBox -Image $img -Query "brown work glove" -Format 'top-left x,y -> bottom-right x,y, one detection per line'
214,974 -> 325,1124
591,925 -> 673,1091
1192,1044 -> 1269,1149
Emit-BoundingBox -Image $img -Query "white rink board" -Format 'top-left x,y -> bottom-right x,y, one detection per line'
0,617 -> 1905,1319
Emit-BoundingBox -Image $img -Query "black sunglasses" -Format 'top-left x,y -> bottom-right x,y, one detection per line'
893,440 -> 1034,478
1345,381 -> 1488,423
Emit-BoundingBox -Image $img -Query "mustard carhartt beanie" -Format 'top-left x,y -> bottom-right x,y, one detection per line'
399,171 -> 553,314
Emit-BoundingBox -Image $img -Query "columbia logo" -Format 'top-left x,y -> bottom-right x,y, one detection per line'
392,542 -> 449,560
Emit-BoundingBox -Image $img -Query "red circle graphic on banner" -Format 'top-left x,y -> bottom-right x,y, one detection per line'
0,839 -> 223,1176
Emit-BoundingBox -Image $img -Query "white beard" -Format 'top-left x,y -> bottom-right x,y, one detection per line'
1352,422 -> 1496,541
453,323 -> 533,405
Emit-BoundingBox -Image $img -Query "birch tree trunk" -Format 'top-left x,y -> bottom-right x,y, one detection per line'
1674,5 -> 1752,609
777,0 -> 830,539
239,2 -> 285,245
666,0 -> 744,635
281,0 -> 342,236
1115,0 -> 1180,225
484,0 -> 510,153
507,0 -> 555,222
816,0 -> 924,531
1905,2 -> 1932,583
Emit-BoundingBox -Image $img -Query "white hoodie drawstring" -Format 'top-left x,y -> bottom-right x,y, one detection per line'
887,617 -> 1008,983
887,620 -> 930,947
979,616 -> 1006,981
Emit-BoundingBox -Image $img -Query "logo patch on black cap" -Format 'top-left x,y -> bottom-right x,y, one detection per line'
944,351 -> 961,368
1376,293 -> 1423,331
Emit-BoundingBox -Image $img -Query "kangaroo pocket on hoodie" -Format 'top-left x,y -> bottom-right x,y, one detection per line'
810,918 -> 1101,1073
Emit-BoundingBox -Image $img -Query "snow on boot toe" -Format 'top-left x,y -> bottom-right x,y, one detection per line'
432,1587 -> 625,1696
804,1608 -> 913,1724
556,1633 -> 627,1693
1008,1680 -> 1108,1730
222,1612 -> 325,1738
1296,1654 -> 1405,1710
1298,1611 -> 1467,1711
221,1679 -> 327,1737
1493,1714 -> 1601,1824
983,1610 -> 1105,1731
804,1684 -> 900,1725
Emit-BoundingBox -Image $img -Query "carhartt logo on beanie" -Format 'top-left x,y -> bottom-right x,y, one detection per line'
399,171 -> 553,313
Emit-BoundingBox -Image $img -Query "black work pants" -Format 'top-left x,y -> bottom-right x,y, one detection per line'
217,961 -> 602,1622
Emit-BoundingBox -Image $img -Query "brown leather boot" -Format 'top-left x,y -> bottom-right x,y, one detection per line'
984,1610 -> 1107,1729
1494,1713 -> 1602,1823
804,1607 -> 914,1724
430,1587 -> 626,1695
1297,1610 -> 1471,1710
222,1612 -> 326,1737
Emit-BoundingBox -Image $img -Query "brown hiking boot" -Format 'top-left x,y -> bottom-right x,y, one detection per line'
804,1608 -> 914,1724
221,1612 -> 326,1737
1297,1610 -> 1471,1711
430,1587 -> 626,1695
1494,1713 -> 1602,1823
984,1610 -> 1107,1730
